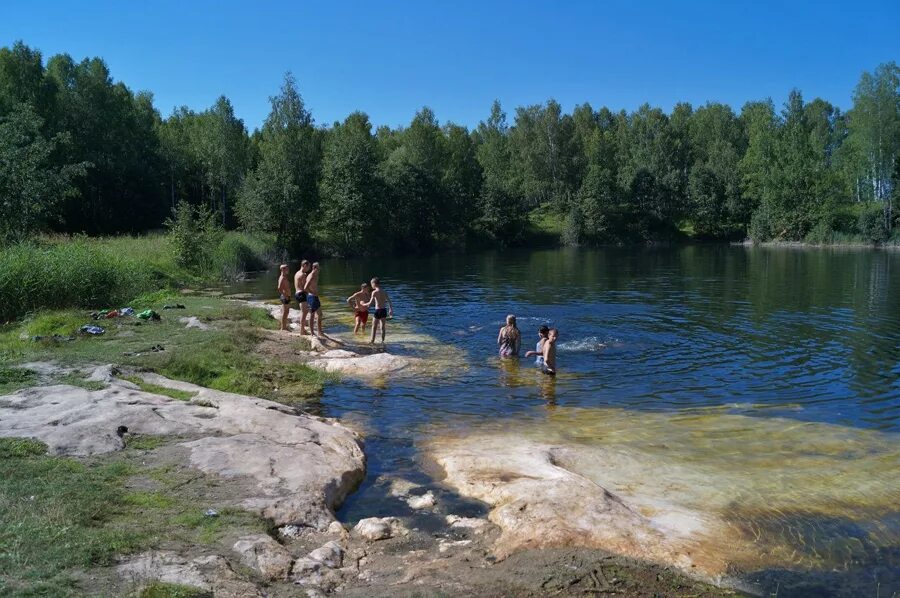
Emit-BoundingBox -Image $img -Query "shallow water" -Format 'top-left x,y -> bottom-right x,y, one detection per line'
225,245 -> 900,594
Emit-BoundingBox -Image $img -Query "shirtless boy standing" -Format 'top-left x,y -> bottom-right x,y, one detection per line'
276,264 -> 291,331
364,277 -> 393,344
304,262 -> 324,336
346,282 -> 372,334
293,260 -> 311,335
541,328 -> 559,375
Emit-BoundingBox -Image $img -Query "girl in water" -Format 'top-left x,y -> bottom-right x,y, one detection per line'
497,314 -> 521,357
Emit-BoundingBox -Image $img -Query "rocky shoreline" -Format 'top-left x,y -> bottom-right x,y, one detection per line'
0,361 -> 745,597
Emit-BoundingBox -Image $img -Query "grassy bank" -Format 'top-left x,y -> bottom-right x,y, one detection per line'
0,435 -> 267,597
0,292 -> 330,406
0,232 -> 275,322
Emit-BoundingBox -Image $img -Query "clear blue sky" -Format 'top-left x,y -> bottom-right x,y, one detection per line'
2,0 -> 898,131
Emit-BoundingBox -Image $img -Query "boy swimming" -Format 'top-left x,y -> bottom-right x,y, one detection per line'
363,277 -> 393,344
346,282 -> 372,334
276,264 -> 291,331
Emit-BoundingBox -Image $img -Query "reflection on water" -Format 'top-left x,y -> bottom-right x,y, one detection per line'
224,245 -> 900,594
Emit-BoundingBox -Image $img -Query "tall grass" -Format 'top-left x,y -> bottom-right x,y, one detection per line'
0,240 -> 154,321
0,232 -> 275,322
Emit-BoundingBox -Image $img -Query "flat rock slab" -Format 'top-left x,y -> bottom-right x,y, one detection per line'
118,551 -> 262,597
0,364 -> 365,529
306,352 -> 410,376
249,301 -> 416,378
428,407 -> 900,582
429,433 -> 725,577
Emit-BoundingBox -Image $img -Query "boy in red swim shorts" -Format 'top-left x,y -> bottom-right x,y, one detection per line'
346,282 -> 372,334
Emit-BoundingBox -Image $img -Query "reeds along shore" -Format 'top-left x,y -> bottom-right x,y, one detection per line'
0,233 -> 274,322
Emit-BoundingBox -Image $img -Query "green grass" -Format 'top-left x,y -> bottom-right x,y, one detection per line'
56,373 -> 109,391
0,295 -> 329,406
155,326 -> 327,404
125,435 -> 167,451
122,375 -> 197,401
137,582 -> 212,598
124,491 -> 177,509
0,365 -> 36,394
0,438 -> 144,595
0,232 -> 275,322
0,239 -> 155,322
528,204 -> 566,236
0,436 -> 269,597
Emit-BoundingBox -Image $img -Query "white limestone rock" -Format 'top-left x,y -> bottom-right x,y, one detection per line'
232,534 -> 293,580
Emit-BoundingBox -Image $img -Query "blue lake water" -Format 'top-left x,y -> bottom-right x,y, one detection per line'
228,245 -> 900,596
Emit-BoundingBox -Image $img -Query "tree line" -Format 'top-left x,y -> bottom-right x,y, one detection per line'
1,40 -> 898,253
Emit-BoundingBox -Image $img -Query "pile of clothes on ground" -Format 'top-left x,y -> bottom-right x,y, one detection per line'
78,307 -> 161,336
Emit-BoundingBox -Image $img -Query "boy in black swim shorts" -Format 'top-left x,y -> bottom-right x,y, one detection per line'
304,262 -> 323,336
293,260 -> 311,335
363,277 -> 393,344
276,264 -> 291,331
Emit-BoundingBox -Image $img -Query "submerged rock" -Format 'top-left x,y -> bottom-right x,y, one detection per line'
405,491 -> 436,510
430,433 -> 709,573
352,517 -> 406,541
0,364 -> 366,530
307,351 -> 410,376
428,406 -> 900,579
384,477 -> 419,497
445,515 -> 490,533
232,534 -> 293,580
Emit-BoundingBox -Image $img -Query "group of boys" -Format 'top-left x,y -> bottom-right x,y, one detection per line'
277,261 -> 394,343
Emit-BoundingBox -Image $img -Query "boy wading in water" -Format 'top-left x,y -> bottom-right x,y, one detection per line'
497,314 -> 521,357
526,325 -> 555,373
293,260 -> 311,335
276,264 -> 291,331
305,262 -> 324,337
364,277 -> 393,344
541,328 -> 559,375
346,282 -> 372,334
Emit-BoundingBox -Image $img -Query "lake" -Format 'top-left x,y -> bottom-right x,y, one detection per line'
226,245 -> 900,596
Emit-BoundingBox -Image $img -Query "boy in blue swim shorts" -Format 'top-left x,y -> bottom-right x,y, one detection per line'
304,262 -> 323,336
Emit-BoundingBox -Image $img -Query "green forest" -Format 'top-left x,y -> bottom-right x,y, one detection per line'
1,40 -> 898,255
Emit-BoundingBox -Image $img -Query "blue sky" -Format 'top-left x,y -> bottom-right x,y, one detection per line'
2,0 -> 898,130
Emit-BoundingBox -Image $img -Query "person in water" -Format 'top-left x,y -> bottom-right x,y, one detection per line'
525,325 -> 550,368
497,314 -> 521,357
541,328 -> 559,375
346,282 -> 372,334
363,277 -> 393,344
276,264 -> 291,331
304,262 -> 324,337
293,259 -> 311,335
